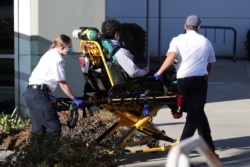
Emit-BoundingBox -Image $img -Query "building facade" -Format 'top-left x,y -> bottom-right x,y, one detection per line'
106,0 -> 250,59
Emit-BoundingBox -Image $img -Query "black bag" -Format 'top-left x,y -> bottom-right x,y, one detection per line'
107,61 -> 129,85
105,46 -> 130,85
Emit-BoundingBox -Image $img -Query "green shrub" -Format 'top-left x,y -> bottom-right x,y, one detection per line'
0,107 -> 25,134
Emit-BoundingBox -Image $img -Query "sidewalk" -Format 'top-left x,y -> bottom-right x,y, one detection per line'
119,59 -> 250,167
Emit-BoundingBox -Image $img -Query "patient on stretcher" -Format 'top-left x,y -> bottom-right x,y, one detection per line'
101,19 -> 149,84
74,22 -> 178,100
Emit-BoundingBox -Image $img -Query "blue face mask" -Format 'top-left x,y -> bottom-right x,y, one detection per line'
67,47 -> 73,55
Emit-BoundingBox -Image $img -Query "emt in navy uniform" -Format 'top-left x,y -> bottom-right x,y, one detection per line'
23,34 -> 83,138
154,15 -> 218,157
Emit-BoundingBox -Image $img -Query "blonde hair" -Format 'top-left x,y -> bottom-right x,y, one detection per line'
50,34 -> 71,49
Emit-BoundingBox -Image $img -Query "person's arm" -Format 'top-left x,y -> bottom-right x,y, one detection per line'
116,49 -> 149,78
58,81 -> 75,99
206,40 -> 216,74
207,63 -> 213,74
59,81 -> 83,106
156,52 -> 176,75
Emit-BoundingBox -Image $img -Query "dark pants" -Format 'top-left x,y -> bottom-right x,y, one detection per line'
23,87 -> 61,136
177,76 -> 215,152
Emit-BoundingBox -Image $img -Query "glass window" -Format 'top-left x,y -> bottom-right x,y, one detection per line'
0,0 -> 14,114
0,59 -> 14,86
0,0 -> 14,54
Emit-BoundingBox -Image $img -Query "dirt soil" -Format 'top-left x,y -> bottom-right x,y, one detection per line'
0,109 -> 119,150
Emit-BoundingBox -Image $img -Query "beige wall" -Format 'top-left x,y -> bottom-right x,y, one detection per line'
38,0 -> 105,53
14,0 -> 105,117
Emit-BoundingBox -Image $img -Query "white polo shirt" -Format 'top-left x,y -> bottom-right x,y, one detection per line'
167,30 -> 216,79
29,48 -> 66,92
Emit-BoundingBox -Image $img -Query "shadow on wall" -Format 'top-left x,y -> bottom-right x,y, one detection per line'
14,32 -> 54,85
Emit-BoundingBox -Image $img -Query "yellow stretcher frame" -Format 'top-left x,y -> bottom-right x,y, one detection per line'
78,38 -> 180,154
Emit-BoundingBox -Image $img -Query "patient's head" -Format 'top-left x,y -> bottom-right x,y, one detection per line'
101,19 -> 121,39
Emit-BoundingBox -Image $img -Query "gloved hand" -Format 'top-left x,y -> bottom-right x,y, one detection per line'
49,95 -> 57,101
49,95 -> 57,107
154,73 -> 163,81
72,97 -> 84,107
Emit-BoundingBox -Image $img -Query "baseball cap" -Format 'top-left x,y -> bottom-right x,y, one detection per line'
185,15 -> 201,26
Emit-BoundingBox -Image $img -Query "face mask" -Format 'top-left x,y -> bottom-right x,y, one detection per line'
67,47 -> 73,55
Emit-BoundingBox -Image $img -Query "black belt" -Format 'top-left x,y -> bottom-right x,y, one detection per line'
178,75 -> 208,81
27,84 -> 49,91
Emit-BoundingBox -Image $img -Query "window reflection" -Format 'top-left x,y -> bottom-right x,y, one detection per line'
0,0 -> 14,54
0,0 -> 14,114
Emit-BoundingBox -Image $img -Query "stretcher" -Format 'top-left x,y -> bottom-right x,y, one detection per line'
57,27 -> 183,154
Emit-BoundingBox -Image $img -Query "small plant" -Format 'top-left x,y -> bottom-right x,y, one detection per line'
244,29 -> 250,61
0,107 -> 25,134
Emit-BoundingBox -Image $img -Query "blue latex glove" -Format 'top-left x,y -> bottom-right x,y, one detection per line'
154,73 -> 163,81
49,95 -> 57,101
49,95 -> 58,103
49,95 -> 57,107
72,97 -> 84,107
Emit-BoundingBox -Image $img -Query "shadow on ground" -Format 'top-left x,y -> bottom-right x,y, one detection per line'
119,136 -> 250,167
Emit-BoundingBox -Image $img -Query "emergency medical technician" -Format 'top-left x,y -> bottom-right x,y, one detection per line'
23,34 -> 83,138
154,15 -> 218,157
